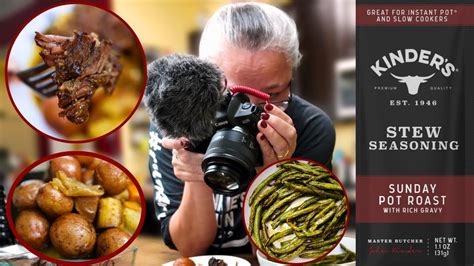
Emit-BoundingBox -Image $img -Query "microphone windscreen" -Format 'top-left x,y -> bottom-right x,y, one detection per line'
145,54 -> 224,141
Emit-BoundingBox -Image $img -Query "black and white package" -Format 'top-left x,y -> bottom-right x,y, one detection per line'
357,1 -> 474,265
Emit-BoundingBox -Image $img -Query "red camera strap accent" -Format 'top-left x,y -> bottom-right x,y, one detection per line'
229,86 -> 270,101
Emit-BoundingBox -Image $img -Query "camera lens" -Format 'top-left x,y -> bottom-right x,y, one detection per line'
204,165 -> 240,192
202,127 -> 261,195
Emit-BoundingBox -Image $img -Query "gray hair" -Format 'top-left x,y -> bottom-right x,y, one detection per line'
199,2 -> 302,68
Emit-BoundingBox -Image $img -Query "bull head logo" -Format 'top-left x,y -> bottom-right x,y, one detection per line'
390,73 -> 435,95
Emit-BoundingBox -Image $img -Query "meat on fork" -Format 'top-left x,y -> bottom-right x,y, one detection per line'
35,31 -> 122,124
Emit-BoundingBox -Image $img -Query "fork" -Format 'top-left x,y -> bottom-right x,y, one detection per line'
16,62 -> 58,97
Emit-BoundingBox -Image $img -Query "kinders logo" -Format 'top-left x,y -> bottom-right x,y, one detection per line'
371,49 -> 458,95
390,73 -> 435,95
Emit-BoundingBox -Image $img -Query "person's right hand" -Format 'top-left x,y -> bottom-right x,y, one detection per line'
162,138 -> 205,182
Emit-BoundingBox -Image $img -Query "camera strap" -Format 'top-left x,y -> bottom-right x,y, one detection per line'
229,86 -> 270,102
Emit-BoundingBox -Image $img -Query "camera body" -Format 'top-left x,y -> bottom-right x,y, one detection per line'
187,91 -> 263,195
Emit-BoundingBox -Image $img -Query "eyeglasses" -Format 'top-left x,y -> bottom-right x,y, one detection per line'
223,79 -> 293,111
257,80 -> 293,111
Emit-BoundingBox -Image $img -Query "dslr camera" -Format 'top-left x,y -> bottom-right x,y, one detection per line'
188,90 -> 263,195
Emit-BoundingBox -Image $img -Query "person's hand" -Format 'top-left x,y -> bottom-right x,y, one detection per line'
256,103 -> 297,166
162,138 -> 205,182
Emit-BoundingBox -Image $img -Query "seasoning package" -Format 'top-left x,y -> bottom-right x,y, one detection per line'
356,1 -> 474,265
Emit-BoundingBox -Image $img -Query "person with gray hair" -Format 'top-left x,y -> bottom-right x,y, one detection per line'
148,2 -> 335,256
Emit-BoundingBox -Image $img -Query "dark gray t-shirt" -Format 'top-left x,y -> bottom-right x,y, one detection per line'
148,95 -> 335,254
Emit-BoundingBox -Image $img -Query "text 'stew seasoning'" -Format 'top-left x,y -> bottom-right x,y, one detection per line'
356,0 -> 474,265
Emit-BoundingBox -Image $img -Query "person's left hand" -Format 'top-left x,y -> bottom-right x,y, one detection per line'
256,103 -> 297,166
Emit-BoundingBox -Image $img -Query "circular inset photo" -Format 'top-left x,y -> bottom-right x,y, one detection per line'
6,4 -> 146,142
243,159 -> 350,264
6,152 -> 145,264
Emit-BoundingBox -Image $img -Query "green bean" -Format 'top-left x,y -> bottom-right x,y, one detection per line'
249,168 -> 286,204
279,243 -> 307,261
303,209 -> 319,230
247,160 -> 349,263
262,193 -> 301,222
297,197 -> 320,210
303,172 -> 333,182
265,228 -> 293,247
277,187 -> 295,198
309,181 -> 343,191
260,224 -> 268,247
274,170 -> 300,184
276,187 -> 290,197
299,251 -> 325,259
335,204 -> 348,219
269,237 -> 305,254
318,198 -> 335,205
310,252 -> 355,265
322,224 -> 346,239
308,185 -> 344,199
277,201 -> 327,226
310,201 -> 335,224
253,185 -> 278,208
252,205 -> 263,248
295,229 -> 323,238
284,203 -> 321,221
287,221 -> 303,232
341,243 -> 356,256
279,238 -> 293,248
307,235 -> 341,249
307,163 -> 327,172
283,181 -> 314,194
295,215 -> 307,224
280,162 -> 327,176
248,203 -> 256,236
281,173 -> 319,182
312,209 -> 336,230
271,207 -> 297,229
323,203 -> 346,236
342,252 -> 351,262
269,204 -> 290,222
276,160 -> 301,168
326,177 -> 340,185
263,190 -> 279,208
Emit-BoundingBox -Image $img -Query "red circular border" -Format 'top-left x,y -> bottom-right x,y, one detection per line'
4,1 -> 148,144
242,158 -> 351,265
6,151 -> 147,266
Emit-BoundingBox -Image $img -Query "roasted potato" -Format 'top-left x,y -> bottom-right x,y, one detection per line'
88,158 -> 103,170
96,228 -> 130,257
82,169 -> 95,185
97,197 -> 122,228
36,183 -> 74,218
15,210 -> 49,250
95,161 -> 128,195
75,155 -> 95,167
12,154 -> 142,261
50,156 -> 81,181
12,180 -> 44,209
75,196 -> 100,223
50,213 -> 96,259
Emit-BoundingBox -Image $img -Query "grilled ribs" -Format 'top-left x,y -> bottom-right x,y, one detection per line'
35,31 -> 122,124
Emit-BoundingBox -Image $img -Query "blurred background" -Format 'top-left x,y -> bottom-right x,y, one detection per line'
0,0 -> 355,264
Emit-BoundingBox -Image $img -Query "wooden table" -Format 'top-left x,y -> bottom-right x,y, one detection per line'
133,234 -> 258,265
